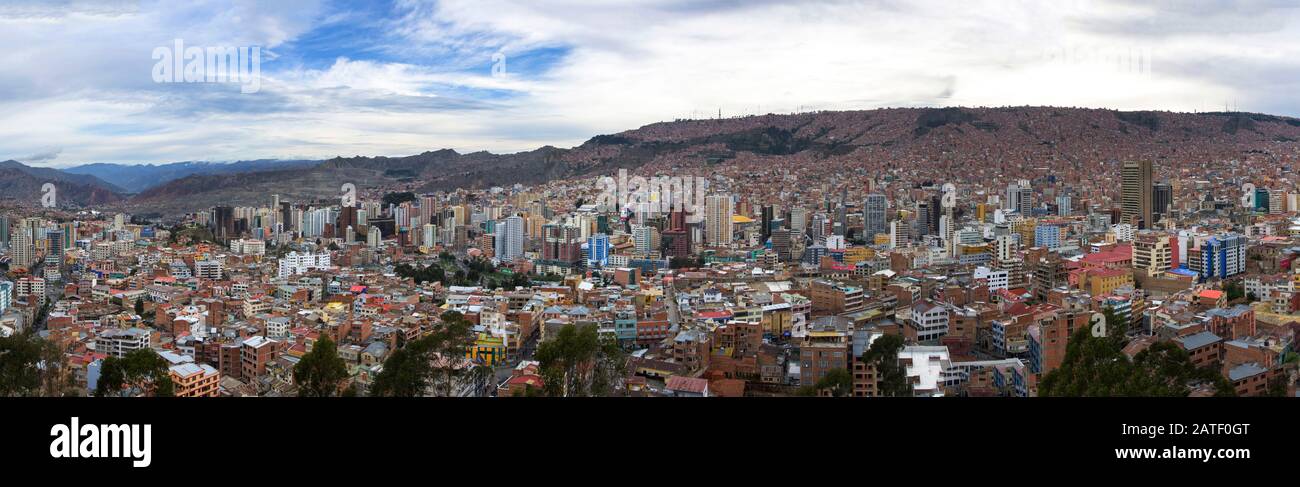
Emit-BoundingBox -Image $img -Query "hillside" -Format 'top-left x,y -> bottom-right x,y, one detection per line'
64,159 -> 321,193
0,160 -> 127,206
120,107 -> 1300,214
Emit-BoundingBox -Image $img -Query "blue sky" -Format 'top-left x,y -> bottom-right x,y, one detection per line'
3,0 -> 1300,167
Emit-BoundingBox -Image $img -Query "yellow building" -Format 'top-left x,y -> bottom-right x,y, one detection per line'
1084,268 -> 1134,297
468,333 -> 507,366
843,247 -> 873,266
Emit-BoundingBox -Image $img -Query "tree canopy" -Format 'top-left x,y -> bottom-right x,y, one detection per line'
370,312 -> 473,397
293,335 -> 350,397
535,323 -> 627,397
95,348 -> 175,397
862,333 -> 912,397
1040,319 -> 1234,397
0,332 -> 71,397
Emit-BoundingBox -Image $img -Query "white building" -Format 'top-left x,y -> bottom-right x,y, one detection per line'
195,260 -> 224,280
1110,223 -> 1135,242
973,266 -> 1010,291
278,251 -> 332,278
95,328 -> 152,358
897,345 -> 953,397
493,216 -> 524,261
908,300 -> 950,343
230,238 -> 266,256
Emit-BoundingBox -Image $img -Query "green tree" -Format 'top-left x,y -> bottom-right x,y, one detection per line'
293,335 -> 350,397
370,312 -> 473,397
95,348 -> 175,397
813,367 -> 853,397
0,332 -> 71,396
1224,281 -> 1245,301
535,323 -> 627,397
1265,374 -> 1291,397
1040,324 -> 1234,397
134,298 -> 145,316
861,333 -> 912,397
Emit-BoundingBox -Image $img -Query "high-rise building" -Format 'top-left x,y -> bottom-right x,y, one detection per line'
1152,182 -> 1172,223
864,194 -> 888,240
916,200 -> 932,238
1055,195 -> 1071,216
422,223 -> 437,248
661,209 -> 691,259
586,233 -> 610,268
0,280 -> 11,316
1196,233 -> 1246,280
1121,160 -> 1153,229
760,205 -> 774,244
1017,184 -> 1033,216
928,193 -> 942,235
9,232 -> 34,268
705,195 -> 733,247
493,215 -> 524,261
632,224 -> 658,255
542,224 -> 583,263
890,220 -> 911,249
788,207 -> 808,235
1033,224 -> 1061,250
213,206 -> 235,240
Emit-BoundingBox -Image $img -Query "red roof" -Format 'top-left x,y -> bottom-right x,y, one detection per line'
666,376 -> 709,393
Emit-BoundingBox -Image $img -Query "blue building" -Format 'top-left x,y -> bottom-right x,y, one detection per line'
1199,233 -> 1246,280
0,280 -> 11,316
1033,224 -> 1061,250
586,233 -> 610,268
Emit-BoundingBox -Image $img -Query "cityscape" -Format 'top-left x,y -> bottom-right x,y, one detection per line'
1,1 -> 1298,403
3,106 -> 1299,398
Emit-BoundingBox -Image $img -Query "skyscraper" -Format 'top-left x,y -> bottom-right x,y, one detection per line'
213,206 -> 235,240
0,215 -> 9,251
1017,184 -> 1033,216
705,195 -> 733,247
1152,182 -> 1172,222
661,209 -> 691,259
493,215 -> 524,261
1121,160 -> 1153,229
864,193 -> 888,240
760,205 -> 774,244
916,200 -> 933,237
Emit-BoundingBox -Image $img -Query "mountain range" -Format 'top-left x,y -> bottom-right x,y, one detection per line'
63,159 -> 321,193
6,107 -> 1300,216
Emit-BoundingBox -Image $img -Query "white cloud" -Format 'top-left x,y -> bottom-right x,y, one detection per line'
2,0 -> 1300,166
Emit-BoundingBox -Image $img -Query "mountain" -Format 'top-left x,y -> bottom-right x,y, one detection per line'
122,107 -> 1300,215
0,160 -> 127,206
63,159 -> 321,193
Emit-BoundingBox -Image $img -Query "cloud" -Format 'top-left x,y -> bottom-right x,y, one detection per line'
1,0 -> 1299,167
17,148 -> 63,164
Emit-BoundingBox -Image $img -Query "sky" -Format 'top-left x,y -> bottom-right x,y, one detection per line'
2,0 -> 1300,167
